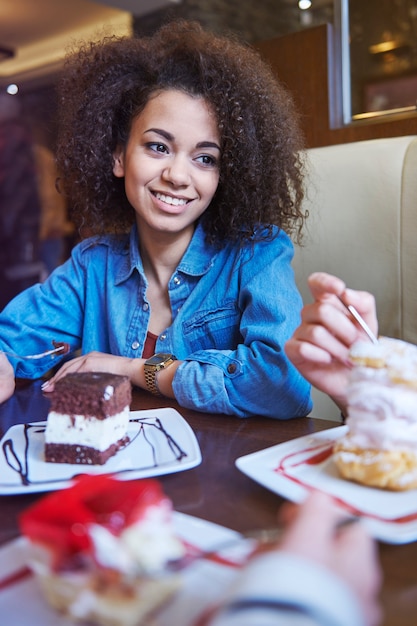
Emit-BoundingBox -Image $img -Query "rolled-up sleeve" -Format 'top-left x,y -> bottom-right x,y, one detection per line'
172,232 -> 311,418
207,552 -> 367,626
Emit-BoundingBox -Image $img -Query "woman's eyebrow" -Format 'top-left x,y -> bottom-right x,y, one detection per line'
197,141 -> 221,151
144,128 -> 220,152
144,127 -> 172,140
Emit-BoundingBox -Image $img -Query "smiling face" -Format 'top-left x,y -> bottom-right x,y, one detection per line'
113,89 -> 221,246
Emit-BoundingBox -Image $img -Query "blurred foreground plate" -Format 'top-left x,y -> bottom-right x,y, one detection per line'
0,512 -> 245,626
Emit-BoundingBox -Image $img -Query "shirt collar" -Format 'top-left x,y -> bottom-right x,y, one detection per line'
115,222 -> 219,285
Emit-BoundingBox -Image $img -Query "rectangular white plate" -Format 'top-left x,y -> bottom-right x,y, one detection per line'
0,512 -> 245,626
236,425 -> 417,544
0,408 -> 201,494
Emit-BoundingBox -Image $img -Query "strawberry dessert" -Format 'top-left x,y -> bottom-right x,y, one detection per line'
19,475 -> 186,625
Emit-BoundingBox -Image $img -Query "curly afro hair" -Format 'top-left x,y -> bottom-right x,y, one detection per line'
56,20 -> 307,245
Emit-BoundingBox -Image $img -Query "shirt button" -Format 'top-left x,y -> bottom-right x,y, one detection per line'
227,363 -> 237,374
173,276 -> 181,285
142,303 -> 149,311
131,341 -> 140,350
160,334 -> 167,341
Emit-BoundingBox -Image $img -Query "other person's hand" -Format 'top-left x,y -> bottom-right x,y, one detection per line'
279,491 -> 382,626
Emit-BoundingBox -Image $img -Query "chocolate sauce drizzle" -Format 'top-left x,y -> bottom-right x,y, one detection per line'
1,416 -> 188,488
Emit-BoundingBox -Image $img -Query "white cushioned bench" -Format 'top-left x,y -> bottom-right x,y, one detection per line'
293,135 -> 417,419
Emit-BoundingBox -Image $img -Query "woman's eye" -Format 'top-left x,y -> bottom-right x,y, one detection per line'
197,154 -> 217,166
148,142 -> 168,153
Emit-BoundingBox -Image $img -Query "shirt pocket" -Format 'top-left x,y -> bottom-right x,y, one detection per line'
182,301 -> 242,352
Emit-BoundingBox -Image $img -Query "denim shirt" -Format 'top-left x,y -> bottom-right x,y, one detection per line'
0,223 -> 311,418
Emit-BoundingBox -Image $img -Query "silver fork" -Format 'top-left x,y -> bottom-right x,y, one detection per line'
171,516 -> 359,570
338,296 -> 379,345
0,343 -> 68,360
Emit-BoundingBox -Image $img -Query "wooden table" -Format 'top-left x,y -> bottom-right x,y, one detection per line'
1,381 -> 416,625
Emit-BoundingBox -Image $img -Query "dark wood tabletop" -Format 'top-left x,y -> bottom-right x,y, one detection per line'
0,380 -> 416,625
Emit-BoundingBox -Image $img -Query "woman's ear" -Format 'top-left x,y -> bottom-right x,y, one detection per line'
113,147 -> 125,177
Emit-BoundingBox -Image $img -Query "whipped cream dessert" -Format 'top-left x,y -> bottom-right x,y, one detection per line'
333,337 -> 417,490
19,476 -> 186,626
45,372 -> 132,465
87,493 -> 185,576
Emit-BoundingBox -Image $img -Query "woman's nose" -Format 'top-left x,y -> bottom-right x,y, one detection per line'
162,155 -> 190,186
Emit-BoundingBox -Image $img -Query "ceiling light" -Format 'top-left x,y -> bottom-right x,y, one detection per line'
299,0 -> 312,9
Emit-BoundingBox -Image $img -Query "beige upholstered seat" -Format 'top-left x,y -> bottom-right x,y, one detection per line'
293,135 -> 417,420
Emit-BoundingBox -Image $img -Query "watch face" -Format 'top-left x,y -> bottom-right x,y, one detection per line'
146,353 -> 171,365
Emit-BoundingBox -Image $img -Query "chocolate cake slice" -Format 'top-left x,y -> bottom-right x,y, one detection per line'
45,372 -> 132,465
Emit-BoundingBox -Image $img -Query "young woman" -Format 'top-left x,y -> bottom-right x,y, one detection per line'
0,21 -> 311,418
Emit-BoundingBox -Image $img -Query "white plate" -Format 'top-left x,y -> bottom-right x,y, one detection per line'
236,425 -> 417,544
0,512 -> 246,626
0,408 -> 201,494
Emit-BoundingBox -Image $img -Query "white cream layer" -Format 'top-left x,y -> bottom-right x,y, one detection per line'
45,407 -> 130,451
346,366 -> 417,453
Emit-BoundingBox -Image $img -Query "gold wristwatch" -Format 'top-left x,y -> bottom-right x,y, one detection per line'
144,353 -> 177,395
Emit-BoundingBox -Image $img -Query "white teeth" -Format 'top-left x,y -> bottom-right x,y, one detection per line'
155,193 -> 188,206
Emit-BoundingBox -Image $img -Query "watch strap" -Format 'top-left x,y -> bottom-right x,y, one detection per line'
144,366 -> 161,395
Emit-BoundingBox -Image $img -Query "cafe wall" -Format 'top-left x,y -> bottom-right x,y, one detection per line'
18,0 -> 417,151
17,0 -> 331,145
134,0 -> 417,147
132,0 -> 333,41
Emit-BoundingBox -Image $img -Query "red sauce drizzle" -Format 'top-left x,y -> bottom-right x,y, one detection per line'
274,440 -> 417,524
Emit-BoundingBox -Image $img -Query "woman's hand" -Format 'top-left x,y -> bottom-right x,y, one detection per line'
41,350 -> 182,399
0,352 -> 15,403
41,351 -> 139,392
285,272 -> 378,413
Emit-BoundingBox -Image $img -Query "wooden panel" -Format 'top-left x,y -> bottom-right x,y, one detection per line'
256,24 -> 417,148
